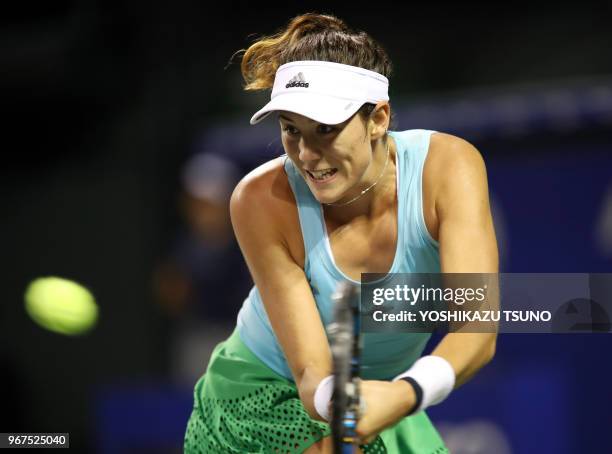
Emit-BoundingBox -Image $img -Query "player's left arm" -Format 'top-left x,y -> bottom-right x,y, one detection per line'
355,134 -> 499,444
427,132 -> 499,387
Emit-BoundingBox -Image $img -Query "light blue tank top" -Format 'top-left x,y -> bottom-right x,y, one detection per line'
236,129 -> 440,381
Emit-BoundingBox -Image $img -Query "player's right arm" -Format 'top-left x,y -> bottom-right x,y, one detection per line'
229,159 -> 332,420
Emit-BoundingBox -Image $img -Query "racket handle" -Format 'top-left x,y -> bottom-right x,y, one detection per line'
341,444 -> 356,454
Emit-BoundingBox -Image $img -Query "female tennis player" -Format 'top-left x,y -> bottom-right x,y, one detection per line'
184,12 -> 498,454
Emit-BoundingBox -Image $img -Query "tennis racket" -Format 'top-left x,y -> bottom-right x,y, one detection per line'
328,281 -> 363,453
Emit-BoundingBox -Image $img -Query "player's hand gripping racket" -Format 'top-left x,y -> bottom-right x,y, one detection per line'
328,281 -> 363,453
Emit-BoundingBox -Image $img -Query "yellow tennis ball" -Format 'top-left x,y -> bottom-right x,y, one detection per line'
24,276 -> 99,336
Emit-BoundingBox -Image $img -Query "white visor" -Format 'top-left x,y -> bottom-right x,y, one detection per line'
250,60 -> 389,125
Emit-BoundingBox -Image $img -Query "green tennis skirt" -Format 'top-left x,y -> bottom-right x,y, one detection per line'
184,327 -> 448,454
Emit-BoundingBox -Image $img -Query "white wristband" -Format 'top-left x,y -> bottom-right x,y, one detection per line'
392,355 -> 456,413
313,375 -> 334,421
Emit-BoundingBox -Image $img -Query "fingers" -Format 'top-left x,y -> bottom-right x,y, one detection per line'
356,421 -> 377,446
358,397 -> 367,416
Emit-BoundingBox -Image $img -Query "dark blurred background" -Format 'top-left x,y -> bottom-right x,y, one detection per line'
1,2 -> 611,453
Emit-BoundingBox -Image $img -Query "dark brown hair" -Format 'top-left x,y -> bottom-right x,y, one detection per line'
233,12 -> 395,128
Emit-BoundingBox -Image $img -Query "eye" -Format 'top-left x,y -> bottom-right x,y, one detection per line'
317,124 -> 336,134
282,125 -> 300,136
281,123 -> 336,136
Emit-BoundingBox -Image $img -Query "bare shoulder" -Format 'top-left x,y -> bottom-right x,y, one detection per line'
231,156 -> 296,219
230,156 -> 304,265
425,132 -> 488,192
427,132 -> 486,173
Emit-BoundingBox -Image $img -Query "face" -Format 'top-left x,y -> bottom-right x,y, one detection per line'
278,110 -> 373,204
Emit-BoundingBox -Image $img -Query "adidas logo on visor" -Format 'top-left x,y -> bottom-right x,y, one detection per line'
285,72 -> 309,89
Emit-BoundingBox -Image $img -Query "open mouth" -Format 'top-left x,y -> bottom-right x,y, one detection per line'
305,168 -> 338,182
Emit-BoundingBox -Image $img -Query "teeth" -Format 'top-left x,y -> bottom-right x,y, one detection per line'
309,169 -> 336,180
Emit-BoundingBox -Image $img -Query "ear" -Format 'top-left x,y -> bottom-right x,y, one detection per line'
368,102 -> 391,140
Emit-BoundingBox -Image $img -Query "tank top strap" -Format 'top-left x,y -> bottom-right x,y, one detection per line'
283,156 -> 326,275
391,129 -> 436,178
390,129 -> 439,249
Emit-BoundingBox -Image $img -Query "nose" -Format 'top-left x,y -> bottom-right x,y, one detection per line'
298,137 -> 322,163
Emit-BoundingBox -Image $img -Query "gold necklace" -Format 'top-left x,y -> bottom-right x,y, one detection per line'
323,141 -> 390,207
